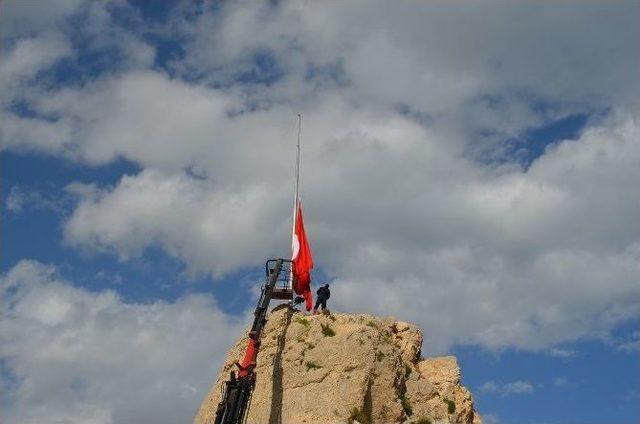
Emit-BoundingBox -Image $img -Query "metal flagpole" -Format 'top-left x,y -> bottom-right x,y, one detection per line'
289,114 -> 302,291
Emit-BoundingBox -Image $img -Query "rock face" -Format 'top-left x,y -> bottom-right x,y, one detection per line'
194,306 -> 482,424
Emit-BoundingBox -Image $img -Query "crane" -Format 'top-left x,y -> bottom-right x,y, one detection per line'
214,258 -> 293,424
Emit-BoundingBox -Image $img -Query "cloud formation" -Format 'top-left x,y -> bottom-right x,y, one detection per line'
64,169 -> 289,276
479,380 -> 536,397
60,91 -> 640,352
1,0 -> 639,356
0,260 -> 242,424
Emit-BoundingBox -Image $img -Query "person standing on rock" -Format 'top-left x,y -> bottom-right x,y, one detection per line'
313,283 -> 330,314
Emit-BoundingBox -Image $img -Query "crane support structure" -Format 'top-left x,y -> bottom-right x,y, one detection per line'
214,258 -> 290,424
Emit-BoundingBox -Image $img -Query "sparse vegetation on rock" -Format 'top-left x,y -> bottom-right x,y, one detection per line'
445,398 -> 456,414
305,360 -> 322,370
321,322 -> 336,337
295,316 -> 310,326
399,393 -> 413,416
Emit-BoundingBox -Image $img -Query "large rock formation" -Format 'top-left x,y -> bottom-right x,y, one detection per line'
195,306 -> 482,424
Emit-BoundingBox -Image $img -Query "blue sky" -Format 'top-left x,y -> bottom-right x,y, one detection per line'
1,2 -> 639,423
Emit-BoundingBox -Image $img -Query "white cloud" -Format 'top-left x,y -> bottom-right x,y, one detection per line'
331,243 -> 640,352
479,380 -> 535,397
6,2 -> 639,160
546,348 -> 577,359
483,414 -> 500,424
0,0 -> 84,39
5,186 -> 66,214
0,260 -> 243,424
0,1 -> 155,156
63,169 -> 291,276
0,35 -> 71,92
178,1 -> 639,135
612,330 -> 640,353
5,186 -> 25,213
553,377 -> 569,388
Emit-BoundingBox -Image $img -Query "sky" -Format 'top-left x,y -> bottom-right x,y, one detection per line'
1,1 -> 639,423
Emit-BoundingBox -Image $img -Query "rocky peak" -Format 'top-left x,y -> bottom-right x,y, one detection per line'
194,306 -> 482,424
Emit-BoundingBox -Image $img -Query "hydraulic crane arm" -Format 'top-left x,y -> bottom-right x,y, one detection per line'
214,258 -> 289,424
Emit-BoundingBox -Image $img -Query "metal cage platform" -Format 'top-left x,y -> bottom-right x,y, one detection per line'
265,259 -> 294,300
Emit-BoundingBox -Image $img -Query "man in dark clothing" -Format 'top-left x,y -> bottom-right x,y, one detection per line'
313,284 -> 330,314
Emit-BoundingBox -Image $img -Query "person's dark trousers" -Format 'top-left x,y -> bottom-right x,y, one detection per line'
314,298 -> 327,312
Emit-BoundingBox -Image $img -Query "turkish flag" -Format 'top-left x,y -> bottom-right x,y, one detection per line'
292,202 -> 313,310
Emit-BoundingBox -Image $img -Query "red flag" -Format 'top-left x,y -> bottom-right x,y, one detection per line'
292,202 -> 313,310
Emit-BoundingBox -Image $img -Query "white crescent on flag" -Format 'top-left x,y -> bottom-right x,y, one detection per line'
292,234 -> 300,260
